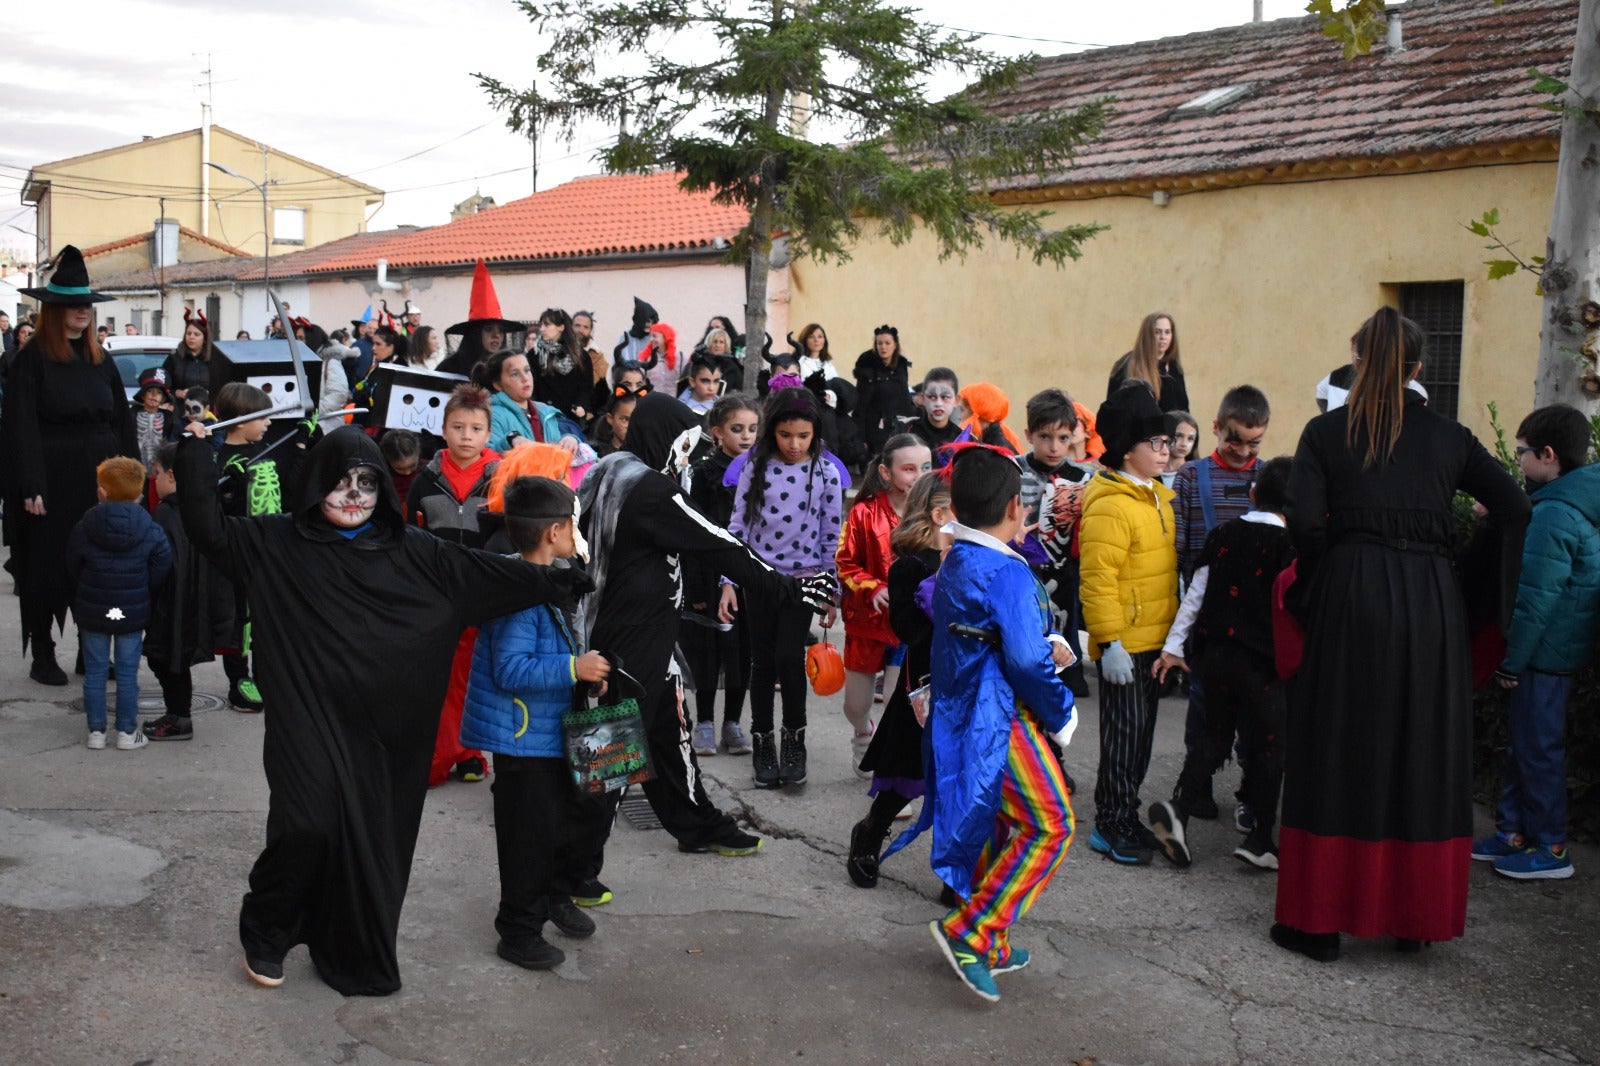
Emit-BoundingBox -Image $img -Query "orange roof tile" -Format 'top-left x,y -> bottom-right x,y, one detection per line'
305,170 -> 746,274
82,226 -> 249,260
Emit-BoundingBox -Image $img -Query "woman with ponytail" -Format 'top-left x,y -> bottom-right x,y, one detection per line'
1271,307 -> 1528,962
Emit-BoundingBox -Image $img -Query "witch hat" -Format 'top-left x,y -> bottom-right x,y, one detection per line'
445,260 -> 523,337
22,245 -> 114,304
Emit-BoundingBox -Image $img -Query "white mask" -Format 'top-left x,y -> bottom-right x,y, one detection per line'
321,465 -> 381,529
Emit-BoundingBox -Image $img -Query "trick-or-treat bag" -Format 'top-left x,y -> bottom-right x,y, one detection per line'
561,662 -> 654,794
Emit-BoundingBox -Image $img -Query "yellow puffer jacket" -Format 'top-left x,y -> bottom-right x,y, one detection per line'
1079,469 -> 1178,657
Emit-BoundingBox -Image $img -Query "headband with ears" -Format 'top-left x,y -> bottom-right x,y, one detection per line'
874,324 -> 899,340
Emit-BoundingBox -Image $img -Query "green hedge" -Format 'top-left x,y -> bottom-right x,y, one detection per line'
1469,404 -> 1600,842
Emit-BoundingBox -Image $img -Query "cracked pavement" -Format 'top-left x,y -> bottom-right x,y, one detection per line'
1,614 -> 1596,1065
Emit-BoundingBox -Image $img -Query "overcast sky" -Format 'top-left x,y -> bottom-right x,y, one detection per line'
1,0 -> 1341,258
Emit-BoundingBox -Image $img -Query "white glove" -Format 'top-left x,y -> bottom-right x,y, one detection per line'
1099,640 -> 1135,686
824,388 -> 838,409
1049,712 -> 1078,750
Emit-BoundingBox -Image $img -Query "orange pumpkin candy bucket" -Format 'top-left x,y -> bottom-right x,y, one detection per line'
806,630 -> 846,696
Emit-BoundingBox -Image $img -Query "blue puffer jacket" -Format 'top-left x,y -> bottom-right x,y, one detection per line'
461,598 -> 579,758
881,527 -> 1075,891
1502,462 -> 1600,675
65,501 -> 173,635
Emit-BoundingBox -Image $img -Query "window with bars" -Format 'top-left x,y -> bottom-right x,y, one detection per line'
1398,281 -> 1464,421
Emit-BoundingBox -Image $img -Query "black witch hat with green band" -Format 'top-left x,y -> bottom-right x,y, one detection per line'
21,245 -> 114,304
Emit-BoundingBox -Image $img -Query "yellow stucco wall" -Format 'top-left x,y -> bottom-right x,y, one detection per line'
32,128 -> 379,258
790,162 -> 1555,447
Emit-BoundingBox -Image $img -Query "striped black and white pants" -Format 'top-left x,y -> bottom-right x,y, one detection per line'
1093,650 -> 1163,837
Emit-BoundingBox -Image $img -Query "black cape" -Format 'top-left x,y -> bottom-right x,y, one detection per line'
1275,394 -> 1528,942
177,426 -> 586,995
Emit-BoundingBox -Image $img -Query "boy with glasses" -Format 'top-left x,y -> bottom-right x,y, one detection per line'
1169,385 -> 1271,830
1080,386 -> 1179,865
908,367 -> 963,462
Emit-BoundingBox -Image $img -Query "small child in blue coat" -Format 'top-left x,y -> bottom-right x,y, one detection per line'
885,445 -> 1078,1003
461,474 -> 613,971
65,457 -> 173,750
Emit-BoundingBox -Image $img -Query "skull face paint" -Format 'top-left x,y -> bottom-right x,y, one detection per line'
322,465 -> 381,529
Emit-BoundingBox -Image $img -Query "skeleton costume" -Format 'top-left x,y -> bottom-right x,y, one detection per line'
176,426 -> 586,996
575,394 -> 832,862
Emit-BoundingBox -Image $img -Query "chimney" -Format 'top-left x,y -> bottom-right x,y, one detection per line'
151,218 -> 180,267
1386,12 -> 1404,53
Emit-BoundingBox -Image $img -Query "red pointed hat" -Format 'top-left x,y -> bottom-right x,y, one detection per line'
445,259 -> 524,337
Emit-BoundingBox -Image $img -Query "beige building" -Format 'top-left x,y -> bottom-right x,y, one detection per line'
22,125 -> 382,263
789,0 -> 1571,443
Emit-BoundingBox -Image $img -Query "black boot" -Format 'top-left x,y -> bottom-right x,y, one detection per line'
751,731 -> 780,789
779,727 -> 807,786
847,818 -> 888,888
30,636 -> 67,687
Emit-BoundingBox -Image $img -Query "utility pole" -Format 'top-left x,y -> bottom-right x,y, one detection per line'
198,54 -> 214,237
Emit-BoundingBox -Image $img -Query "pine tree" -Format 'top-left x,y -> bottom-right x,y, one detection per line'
479,0 -> 1108,387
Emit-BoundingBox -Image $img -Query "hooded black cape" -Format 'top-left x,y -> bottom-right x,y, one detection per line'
176,426 -> 585,995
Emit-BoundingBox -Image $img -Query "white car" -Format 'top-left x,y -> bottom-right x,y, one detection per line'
103,335 -> 181,402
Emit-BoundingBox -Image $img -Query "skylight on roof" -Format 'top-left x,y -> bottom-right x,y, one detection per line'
1173,84 -> 1252,114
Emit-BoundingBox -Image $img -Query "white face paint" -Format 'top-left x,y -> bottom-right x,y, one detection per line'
321,465 -> 381,529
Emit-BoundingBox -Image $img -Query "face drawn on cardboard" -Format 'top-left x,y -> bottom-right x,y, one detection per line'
387,390 -> 447,435
246,374 -> 304,419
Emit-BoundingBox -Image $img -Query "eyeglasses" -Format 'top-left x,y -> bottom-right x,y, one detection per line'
1143,435 -> 1172,450
1514,445 -> 1539,458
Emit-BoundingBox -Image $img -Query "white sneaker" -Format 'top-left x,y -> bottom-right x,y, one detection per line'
851,724 -> 874,780
116,729 -> 148,751
86,730 -> 106,750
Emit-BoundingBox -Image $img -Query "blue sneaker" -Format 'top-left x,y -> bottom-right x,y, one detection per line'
1493,845 -> 1574,880
1089,825 -> 1153,866
991,946 -> 1031,975
929,921 -> 999,1002
1235,803 -> 1256,835
1472,830 -> 1525,862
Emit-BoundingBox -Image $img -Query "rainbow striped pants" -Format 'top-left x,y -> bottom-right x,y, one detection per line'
940,712 -> 1075,962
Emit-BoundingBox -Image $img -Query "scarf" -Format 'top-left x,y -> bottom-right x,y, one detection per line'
534,336 -> 575,376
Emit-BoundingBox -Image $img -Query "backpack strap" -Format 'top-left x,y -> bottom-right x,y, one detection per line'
1195,457 -> 1218,533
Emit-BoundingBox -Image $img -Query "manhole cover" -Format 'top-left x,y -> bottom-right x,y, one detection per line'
618,790 -> 663,831
71,692 -> 229,715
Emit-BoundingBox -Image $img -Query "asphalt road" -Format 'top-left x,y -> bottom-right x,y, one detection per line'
2,607 -> 1596,1065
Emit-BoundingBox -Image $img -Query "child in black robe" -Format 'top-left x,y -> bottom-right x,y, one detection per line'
176,424 -> 586,997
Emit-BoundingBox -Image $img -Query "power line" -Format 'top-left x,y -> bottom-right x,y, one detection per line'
935,23 -> 1107,48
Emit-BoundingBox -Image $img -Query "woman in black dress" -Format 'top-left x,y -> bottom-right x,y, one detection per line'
854,324 -> 915,456
1107,311 -> 1189,414
1,246 -> 135,684
1273,307 -> 1528,960
161,308 -> 218,400
529,307 -> 594,426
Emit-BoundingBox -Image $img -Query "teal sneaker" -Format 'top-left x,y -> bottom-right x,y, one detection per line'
1471,831 -> 1525,862
991,946 -> 1031,976
1493,844 -> 1574,880
929,921 -> 999,1002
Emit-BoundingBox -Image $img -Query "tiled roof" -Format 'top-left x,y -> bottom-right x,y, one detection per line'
304,170 -> 747,273
93,227 -> 427,291
981,0 -> 1572,197
82,226 -> 249,260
